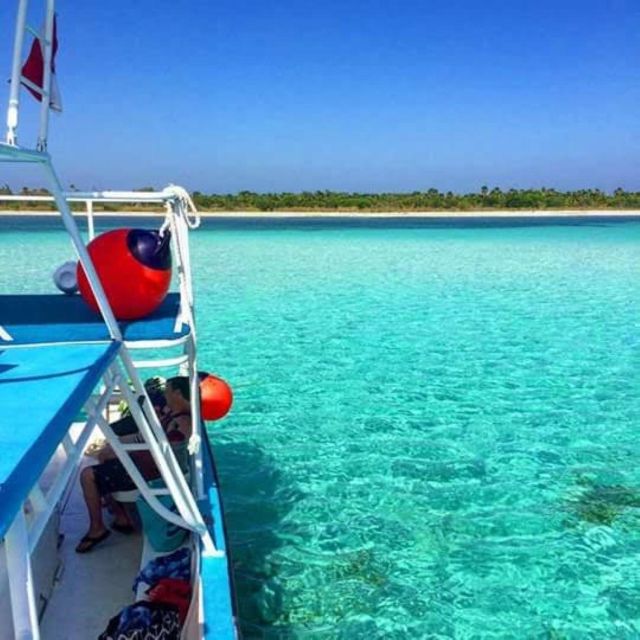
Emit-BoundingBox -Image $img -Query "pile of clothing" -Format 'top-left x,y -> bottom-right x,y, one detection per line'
99,548 -> 192,640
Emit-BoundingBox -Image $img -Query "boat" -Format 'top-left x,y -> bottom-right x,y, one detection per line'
0,2 -> 239,638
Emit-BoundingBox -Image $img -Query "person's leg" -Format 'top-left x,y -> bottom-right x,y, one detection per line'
80,466 -> 107,535
77,458 -> 140,551
76,466 -> 110,552
110,499 -> 134,530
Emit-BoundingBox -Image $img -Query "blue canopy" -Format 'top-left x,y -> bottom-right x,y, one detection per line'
0,292 -> 189,344
0,341 -> 119,538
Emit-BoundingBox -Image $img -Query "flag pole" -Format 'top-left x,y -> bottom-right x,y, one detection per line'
38,0 -> 56,151
6,0 -> 29,146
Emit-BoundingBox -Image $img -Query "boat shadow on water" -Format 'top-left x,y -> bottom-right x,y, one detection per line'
214,440 -> 303,639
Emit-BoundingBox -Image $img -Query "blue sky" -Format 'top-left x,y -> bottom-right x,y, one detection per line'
1,0 -> 639,193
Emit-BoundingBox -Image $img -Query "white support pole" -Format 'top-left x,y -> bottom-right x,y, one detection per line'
86,199 -> 95,240
6,0 -> 29,145
165,196 -> 205,496
5,511 -> 40,640
27,486 -> 47,514
41,157 -> 123,341
172,201 -> 197,323
186,336 -> 205,499
132,354 -> 190,369
0,191 -> 170,204
168,207 -> 199,386
37,0 -> 55,151
124,336 -> 191,350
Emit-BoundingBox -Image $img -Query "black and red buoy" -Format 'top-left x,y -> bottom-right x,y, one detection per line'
77,228 -> 172,320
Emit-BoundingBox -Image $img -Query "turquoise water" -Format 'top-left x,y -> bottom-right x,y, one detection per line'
2,217 -> 640,638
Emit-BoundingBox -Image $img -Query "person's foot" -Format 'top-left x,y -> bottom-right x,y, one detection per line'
75,529 -> 110,553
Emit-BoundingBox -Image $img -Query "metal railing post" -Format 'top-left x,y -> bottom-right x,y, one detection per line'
37,0 -> 55,151
5,511 -> 40,640
86,199 -> 95,240
6,0 -> 30,145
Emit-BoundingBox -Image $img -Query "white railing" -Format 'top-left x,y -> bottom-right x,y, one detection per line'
0,189 -> 198,235
0,191 -> 169,202
0,192 -> 167,241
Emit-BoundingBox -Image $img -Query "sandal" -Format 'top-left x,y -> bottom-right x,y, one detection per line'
75,530 -> 111,553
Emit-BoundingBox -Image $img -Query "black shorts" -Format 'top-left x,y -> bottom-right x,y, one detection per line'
110,414 -> 138,437
92,458 -> 137,496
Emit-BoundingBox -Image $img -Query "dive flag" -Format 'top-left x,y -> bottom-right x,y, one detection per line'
21,15 -> 62,112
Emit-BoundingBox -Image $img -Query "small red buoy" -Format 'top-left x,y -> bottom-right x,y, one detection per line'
199,373 -> 233,421
77,228 -> 172,320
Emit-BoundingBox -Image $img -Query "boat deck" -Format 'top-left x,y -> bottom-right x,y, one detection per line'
40,442 -> 143,639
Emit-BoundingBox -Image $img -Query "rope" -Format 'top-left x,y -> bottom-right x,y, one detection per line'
162,184 -> 201,229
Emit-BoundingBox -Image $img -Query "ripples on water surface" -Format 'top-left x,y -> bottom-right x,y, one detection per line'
2,216 -> 640,638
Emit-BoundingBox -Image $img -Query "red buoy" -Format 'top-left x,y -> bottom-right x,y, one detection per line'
77,228 -> 172,320
200,373 -> 233,421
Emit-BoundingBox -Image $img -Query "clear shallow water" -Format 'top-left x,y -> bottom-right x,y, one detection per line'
2,217 -> 640,638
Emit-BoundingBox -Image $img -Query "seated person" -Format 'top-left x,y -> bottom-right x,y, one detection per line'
93,382 -> 169,463
76,376 -> 192,553
108,375 -> 168,439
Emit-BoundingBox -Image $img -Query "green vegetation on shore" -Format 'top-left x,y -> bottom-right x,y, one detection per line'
2,185 -> 640,212
191,187 -> 640,212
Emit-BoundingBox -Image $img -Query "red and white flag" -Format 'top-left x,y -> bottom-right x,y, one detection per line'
21,15 -> 62,112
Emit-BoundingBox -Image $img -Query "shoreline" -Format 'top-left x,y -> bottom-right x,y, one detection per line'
2,209 -> 640,219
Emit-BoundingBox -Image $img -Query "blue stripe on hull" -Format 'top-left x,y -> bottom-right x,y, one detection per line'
200,429 -> 238,638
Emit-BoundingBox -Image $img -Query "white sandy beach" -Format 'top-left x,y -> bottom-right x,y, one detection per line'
1,209 -> 640,218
